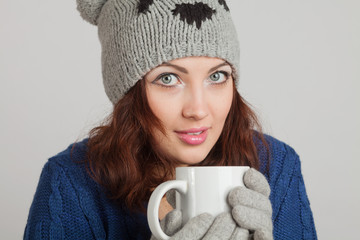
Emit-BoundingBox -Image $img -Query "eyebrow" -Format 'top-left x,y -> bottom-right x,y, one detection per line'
160,61 -> 229,74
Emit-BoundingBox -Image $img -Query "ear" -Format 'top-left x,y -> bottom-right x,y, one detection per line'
76,0 -> 108,25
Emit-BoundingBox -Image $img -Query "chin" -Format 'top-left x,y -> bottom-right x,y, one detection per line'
174,150 -> 210,166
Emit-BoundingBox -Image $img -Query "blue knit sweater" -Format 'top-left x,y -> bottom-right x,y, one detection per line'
24,135 -> 317,239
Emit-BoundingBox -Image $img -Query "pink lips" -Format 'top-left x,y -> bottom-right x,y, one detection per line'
175,127 -> 209,145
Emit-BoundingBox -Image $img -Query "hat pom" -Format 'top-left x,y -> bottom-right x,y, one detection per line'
76,0 -> 108,25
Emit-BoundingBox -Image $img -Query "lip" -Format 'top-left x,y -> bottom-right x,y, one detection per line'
175,127 -> 210,134
175,127 -> 209,145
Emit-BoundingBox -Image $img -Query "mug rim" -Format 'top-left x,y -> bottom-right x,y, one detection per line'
176,166 -> 250,169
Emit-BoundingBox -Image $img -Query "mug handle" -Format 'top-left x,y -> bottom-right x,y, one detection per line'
147,180 -> 187,240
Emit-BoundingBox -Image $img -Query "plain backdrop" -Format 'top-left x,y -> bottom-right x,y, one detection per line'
1,0 -> 359,239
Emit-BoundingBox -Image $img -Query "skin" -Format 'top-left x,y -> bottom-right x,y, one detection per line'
144,56 -> 234,219
144,56 -> 234,167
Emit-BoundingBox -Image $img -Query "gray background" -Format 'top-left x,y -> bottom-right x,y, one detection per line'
1,0 -> 359,239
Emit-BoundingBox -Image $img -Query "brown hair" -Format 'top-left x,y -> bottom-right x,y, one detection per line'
85,77 -> 269,213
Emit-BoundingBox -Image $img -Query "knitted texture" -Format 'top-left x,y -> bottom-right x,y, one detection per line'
228,168 -> 273,239
76,0 -> 240,104
150,210 -> 241,240
24,135 -> 317,239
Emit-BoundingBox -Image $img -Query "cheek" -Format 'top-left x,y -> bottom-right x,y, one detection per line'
209,86 -> 233,122
146,89 -> 180,129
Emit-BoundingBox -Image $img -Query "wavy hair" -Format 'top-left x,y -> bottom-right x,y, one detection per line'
85,77 -> 269,212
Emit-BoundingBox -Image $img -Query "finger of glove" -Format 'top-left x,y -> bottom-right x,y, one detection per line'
161,209 -> 182,236
254,229 -> 273,240
229,227 -> 250,240
171,213 -> 214,240
202,212 -> 236,240
228,186 -> 272,216
166,189 -> 176,209
232,205 -> 273,232
243,168 -> 270,197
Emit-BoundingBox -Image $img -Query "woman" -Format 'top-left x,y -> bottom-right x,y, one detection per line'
24,0 -> 317,239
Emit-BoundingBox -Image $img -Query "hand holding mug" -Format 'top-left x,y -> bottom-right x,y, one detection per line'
150,210 -> 242,240
148,166 -> 249,240
228,168 -> 273,240
149,167 -> 273,240
150,190 -> 251,240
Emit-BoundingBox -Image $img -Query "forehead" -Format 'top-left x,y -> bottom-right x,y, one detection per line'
168,56 -> 228,64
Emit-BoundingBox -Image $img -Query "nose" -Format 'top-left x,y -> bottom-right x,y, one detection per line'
182,86 -> 209,120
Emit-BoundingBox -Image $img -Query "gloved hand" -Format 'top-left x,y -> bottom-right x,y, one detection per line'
150,209 -> 250,240
150,190 -> 243,240
228,168 -> 273,240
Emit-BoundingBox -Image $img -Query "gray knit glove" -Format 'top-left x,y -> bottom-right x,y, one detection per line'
150,190 -> 256,240
228,168 -> 273,240
150,209 -> 246,240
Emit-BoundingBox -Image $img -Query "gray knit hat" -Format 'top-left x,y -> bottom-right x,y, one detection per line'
76,0 -> 240,105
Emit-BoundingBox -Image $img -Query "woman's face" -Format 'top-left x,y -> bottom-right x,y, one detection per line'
144,56 -> 234,166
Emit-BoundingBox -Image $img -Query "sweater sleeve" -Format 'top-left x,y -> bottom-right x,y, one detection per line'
23,160 -> 98,239
271,144 -> 317,240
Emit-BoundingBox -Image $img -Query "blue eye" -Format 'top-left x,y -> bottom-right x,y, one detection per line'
156,73 -> 179,87
152,71 -> 230,88
209,71 -> 229,83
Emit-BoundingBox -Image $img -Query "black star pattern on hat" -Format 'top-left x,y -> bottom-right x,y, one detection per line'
171,3 -> 216,29
137,0 -> 153,14
218,0 -> 229,11
137,0 -> 230,29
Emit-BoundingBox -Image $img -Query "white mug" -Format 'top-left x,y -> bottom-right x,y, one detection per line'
147,166 -> 250,240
